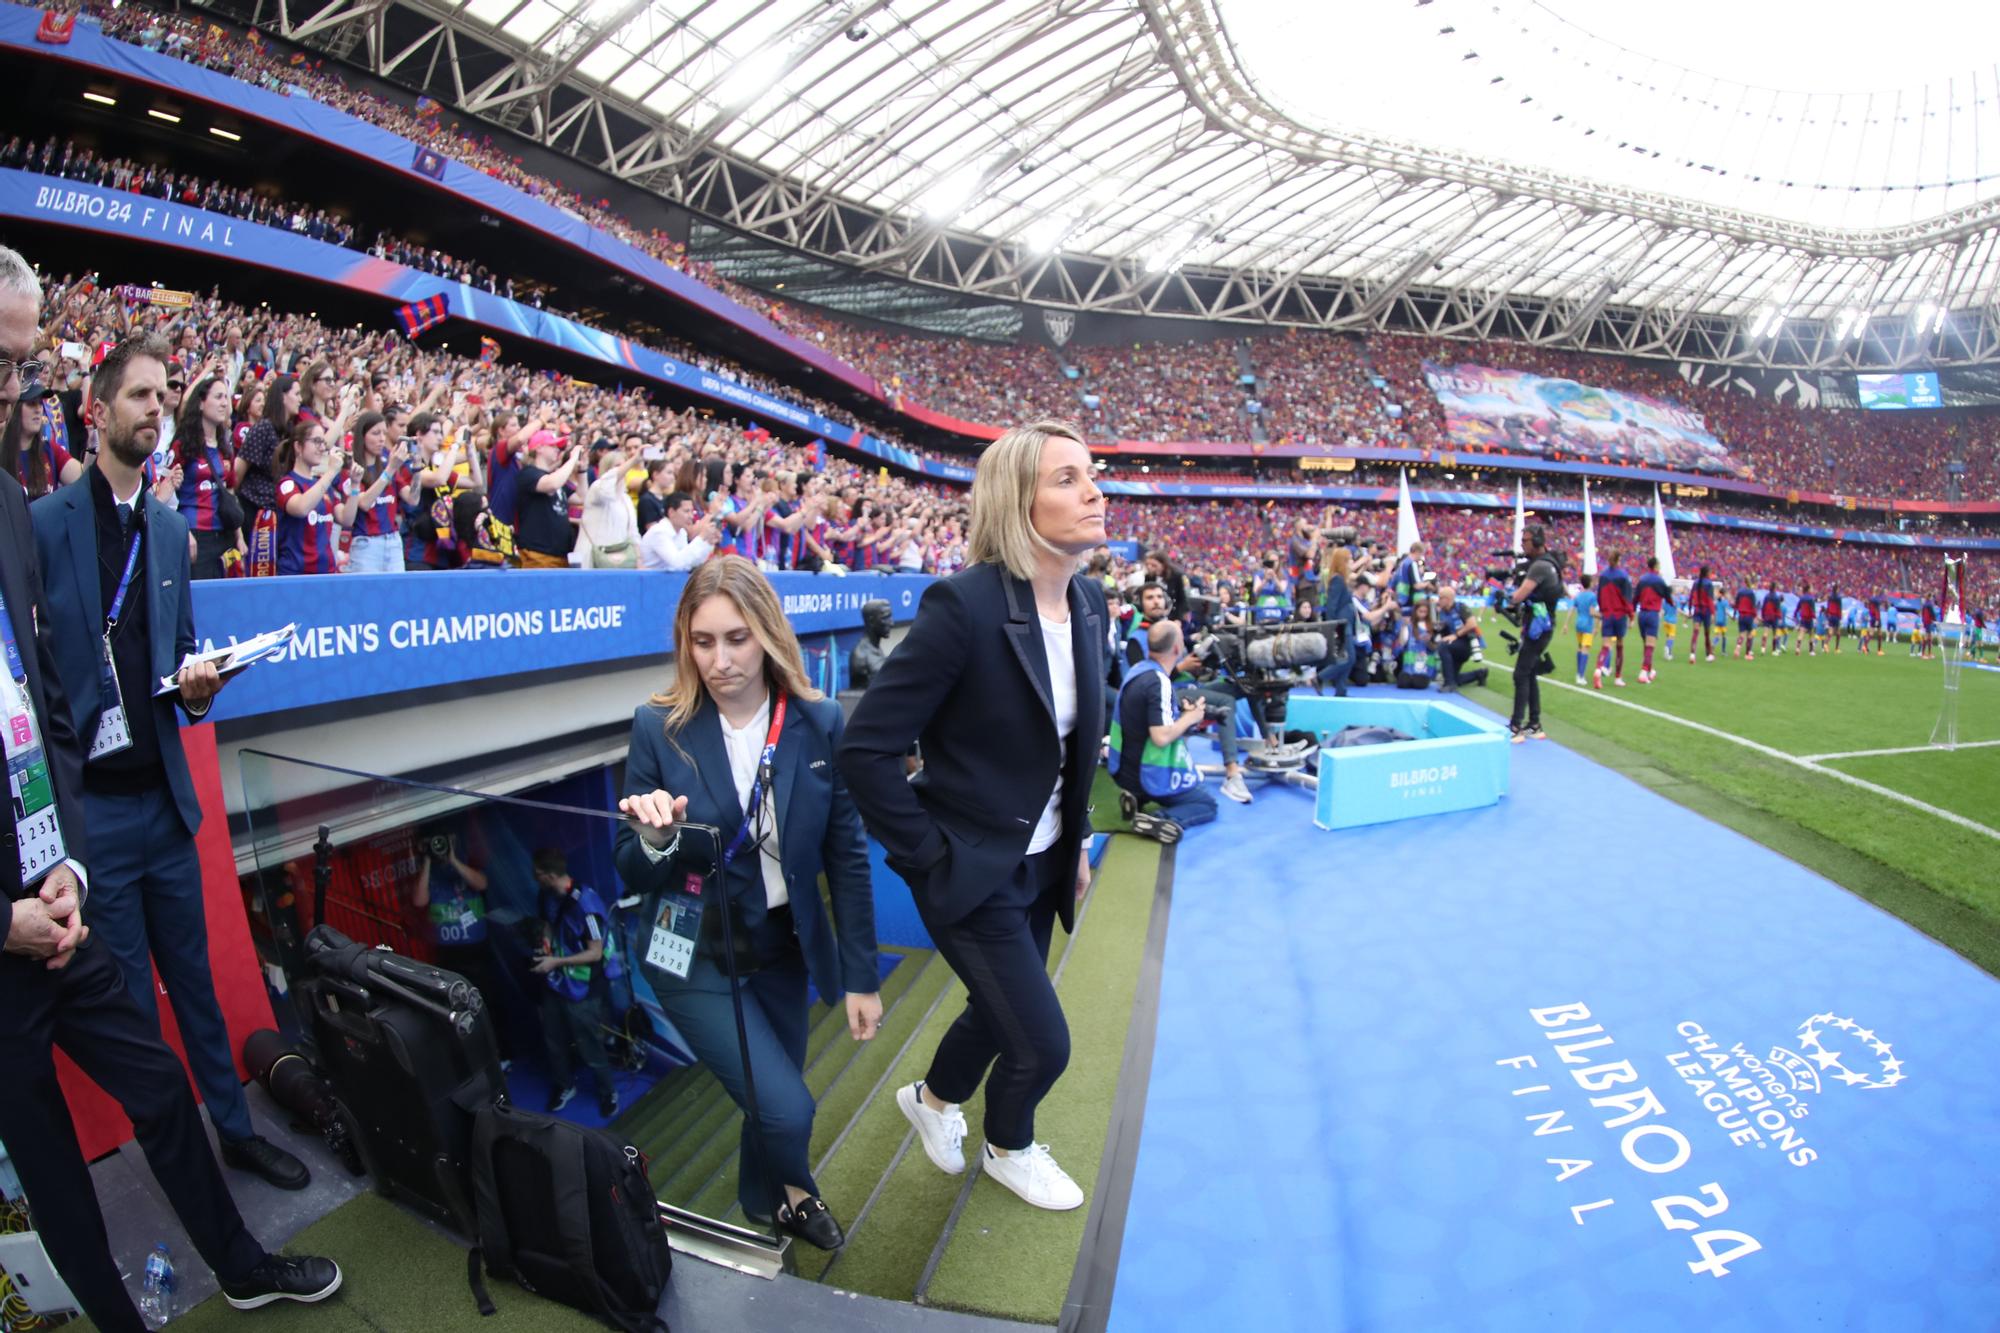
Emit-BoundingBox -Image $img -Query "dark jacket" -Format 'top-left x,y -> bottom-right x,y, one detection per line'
31,476 -> 208,835
837,562 -> 1106,933
614,693 -> 877,999
0,472 -> 89,935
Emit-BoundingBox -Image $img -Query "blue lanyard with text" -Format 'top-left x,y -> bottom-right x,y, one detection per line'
106,525 -> 142,631
718,691 -> 787,873
0,582 -> 26,683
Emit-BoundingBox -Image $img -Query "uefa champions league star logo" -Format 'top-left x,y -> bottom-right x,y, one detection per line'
1765,1014 -> 1906,1094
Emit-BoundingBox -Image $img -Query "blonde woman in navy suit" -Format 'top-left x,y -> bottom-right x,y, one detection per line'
616,556 -> 881,1249
838,420 -> 1107,1213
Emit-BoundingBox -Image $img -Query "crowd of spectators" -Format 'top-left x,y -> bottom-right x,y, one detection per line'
1104,497 -> 1995,603
1062,339 -> 1250,441
17,271 -> 969,576
44,0 -> 2000,511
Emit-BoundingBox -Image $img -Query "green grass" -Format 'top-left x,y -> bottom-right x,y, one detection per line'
1468,628 -> 2000,972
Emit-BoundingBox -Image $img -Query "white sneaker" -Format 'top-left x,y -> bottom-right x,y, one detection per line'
982,1142 -> 1084,1211
1220,774 -> 1253,804
897,1083 -> 966,1174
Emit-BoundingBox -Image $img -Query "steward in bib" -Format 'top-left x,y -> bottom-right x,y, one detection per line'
1109,620 -> 1217,832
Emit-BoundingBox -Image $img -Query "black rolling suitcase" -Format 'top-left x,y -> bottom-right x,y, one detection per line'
301,925 -> 505,1238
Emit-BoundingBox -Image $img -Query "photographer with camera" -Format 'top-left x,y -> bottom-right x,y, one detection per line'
1504,524 -> 1562,743
1431,584 -> 1487,692
1110,620 -> 1220,839
406,825 -> 507,1053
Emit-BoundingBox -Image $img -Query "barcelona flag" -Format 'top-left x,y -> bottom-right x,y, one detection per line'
478,336 -> 501,365
393,294 -> 450,338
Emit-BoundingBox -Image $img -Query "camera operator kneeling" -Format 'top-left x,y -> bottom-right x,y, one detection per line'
1109,620 -> 1219,841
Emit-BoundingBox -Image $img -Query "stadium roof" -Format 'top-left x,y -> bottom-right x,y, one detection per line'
276,0 -> 2000,365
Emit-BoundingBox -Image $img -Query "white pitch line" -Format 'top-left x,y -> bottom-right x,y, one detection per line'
1805,740 -> 2000,762
1480,661 -> 2000,844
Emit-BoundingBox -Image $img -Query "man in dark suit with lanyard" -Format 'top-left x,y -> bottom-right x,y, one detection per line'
0,247 -> 339,1329
32,331 -> 309,1192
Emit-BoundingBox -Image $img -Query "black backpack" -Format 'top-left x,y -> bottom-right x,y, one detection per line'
468,1102 -> 672,1332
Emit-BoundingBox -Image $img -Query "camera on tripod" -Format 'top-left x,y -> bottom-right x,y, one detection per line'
1481,548 -> 1556,673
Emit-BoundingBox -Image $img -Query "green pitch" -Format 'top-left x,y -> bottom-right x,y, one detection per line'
1464,628 -> 2000,975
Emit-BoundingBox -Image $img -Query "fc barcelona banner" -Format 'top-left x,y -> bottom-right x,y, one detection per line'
1421,360 -> 1745,477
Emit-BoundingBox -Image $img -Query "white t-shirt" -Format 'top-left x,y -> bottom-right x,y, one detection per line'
720,698 -> 788,910
1028,611 -> 1077,854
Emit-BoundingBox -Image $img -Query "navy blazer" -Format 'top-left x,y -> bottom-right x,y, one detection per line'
31,475 -> 207,835
0,471 -> 90,922
837,563 -> 1106,933
614,693 -> 877,1001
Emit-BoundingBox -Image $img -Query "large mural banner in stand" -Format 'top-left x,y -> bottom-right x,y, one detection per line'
1423,360 -> 1744,477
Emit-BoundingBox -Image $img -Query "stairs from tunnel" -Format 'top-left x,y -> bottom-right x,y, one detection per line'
615,830 -> 1159,1326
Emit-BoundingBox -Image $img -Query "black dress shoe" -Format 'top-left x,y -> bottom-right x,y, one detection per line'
221,1136 -> 311,1191
776,1196 -> 844,1250
220,1254 -> 342,1310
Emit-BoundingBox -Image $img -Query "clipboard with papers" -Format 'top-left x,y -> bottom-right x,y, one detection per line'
154,624 -> 297,696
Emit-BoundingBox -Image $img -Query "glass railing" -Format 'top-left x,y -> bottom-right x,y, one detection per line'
236,748 -> 791,1271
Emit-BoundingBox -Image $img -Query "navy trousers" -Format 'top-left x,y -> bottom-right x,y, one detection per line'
643,919 -> 818,1219
921,848 -> 1071,1151
0,941 -> 264,1332
82,785 -> 255,1143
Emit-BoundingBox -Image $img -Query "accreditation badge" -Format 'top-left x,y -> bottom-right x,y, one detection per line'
644,872 -> 708,980
1,671 -> 67,885
87,635 -> 132,760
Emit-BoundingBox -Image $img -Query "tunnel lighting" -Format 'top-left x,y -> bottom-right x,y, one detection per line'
208,126 -> 242,142
147,109 -> 181,123
83,91 -> 117,107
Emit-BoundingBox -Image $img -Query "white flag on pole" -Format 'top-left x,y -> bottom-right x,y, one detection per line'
1581,479 -> 1599,576
1395,467 -> 1421,554
1652,485 -> 1677,582
1511,479 -> 1525,554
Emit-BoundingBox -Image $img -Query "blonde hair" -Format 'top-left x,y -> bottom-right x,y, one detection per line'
967,419 -> 1088,580
649,556 -> 823,746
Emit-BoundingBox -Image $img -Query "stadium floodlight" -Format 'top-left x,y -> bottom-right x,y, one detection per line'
921,168 -> 981,221
1913,302 -> 1947,334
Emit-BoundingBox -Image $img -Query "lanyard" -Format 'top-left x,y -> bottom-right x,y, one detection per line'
718,691 -> 787,873
106,523 -> 143,631
0,581 -> 25,684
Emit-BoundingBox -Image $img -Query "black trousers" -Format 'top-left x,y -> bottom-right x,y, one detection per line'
1510,630 -> 1551,729
920,848 -> 1070,1151
0,940 -> 264,1333
190,527 -> 229,581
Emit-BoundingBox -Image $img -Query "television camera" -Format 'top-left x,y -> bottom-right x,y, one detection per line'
1482,548 -> 1557,675
1183,595 -> 1349,785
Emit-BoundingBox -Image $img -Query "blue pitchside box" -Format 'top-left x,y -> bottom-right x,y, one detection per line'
1286,696 -> 1510,829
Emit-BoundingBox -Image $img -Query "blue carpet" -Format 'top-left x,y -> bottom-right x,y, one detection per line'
1110,711 -> 2000,1332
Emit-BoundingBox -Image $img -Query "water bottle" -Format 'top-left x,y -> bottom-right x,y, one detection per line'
138,1242 -> 176,1328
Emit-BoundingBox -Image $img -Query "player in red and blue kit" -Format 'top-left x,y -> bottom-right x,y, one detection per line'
1825,587 -> 1844,654
1794,586 -> 1816,656
1864,595 -> 1884,654
1633,557 -> 1672,683
1733,582 -> 1758,660
1593,551 -> 1634,688
1760,588 -> 1784,656
1919,599 -> 1938,659
1686,566 -> 1717,663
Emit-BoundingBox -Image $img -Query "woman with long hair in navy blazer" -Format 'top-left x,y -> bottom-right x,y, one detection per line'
837,420 -> 1107,1213
616,556 -> 881,1250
